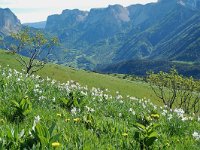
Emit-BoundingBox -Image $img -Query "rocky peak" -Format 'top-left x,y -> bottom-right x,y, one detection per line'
106,4 -> 130,22
45,9 -> 88,31
0,8 -> 21,35
88,5 -> 130,22
62,9 -> 88,20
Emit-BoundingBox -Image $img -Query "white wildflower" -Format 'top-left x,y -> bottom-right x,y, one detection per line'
90,108 -> 95,112
51,79 -> 56,85
71,107 -> 77,115
198,116 -> 200,122
174,108 -> 184,118
35,84 -> 40,88
119,100 -> 123,103
192,131 -> 200,140
168,114 -> 173,120
119,113 -> 122,117
142,103 -> 146,109
181,117 -> 188,121
129,108 -> 133,112
34,115 -> 40,124
32,115 -> 40,131
19,129 -> 25,138
162,109 -> 168,116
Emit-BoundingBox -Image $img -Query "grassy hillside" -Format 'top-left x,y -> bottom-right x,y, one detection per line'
0,66 -> 199,149
0,49 -> 159,104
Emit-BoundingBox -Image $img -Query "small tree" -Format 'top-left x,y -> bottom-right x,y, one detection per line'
147,68 -> 200,114
9,28 -> 58,75
147,68 -> 180,109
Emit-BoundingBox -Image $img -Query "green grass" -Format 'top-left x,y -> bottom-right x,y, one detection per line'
0,66 -> 199,149
0,49 -> 159,104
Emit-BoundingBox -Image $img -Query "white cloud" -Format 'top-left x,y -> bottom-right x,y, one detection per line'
0,0 -> 157,23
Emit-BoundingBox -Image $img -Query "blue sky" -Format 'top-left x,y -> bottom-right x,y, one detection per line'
0,0 -> 157,23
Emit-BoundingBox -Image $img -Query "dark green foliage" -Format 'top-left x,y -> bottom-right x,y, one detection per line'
10,97 -> 32,122
97,59 -> 200,79
58,91 -> 87,110
30,122 -> 61,148
133,117 -> 159,150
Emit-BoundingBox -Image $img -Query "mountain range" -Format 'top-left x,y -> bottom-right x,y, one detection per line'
0,0 -> 200,76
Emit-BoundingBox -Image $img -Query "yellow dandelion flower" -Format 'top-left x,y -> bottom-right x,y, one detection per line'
57,113 -> 62,117
73,118 -> 81,122
52,142 -> 61,148
151,114 -> 160,120
65,118 -> 70,122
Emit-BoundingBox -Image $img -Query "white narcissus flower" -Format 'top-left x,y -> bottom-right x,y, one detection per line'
168,114 -> 173,120
181,117 -> 188,121
192,132 -> 198,137
192,131 -> 200,140
90,108 -> 95,112
19,129 -> 25,138
119,100 -> 123,104
129,108 -> 133,112
32,115 -> 40,131
174,108 -> 185,118
51,80 -> 56,85
119,113 -> 122,117
35,84 -> 40,88
71,107 -> 77,115
34,115 -> 40,124
198,116 -> 200,122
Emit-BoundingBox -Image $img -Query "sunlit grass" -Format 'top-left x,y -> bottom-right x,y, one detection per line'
0,49 -> 160,104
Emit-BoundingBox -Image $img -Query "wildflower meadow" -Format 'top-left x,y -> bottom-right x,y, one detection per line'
0,66 -> 200,149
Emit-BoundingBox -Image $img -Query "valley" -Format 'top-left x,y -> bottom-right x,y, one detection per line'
1,0 -> 200,74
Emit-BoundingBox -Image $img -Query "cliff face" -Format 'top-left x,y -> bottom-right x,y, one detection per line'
45,5 -> 131,43
0,8 -> 21,36
45,9 -> 88,32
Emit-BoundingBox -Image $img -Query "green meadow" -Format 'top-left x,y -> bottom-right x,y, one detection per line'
0,49 -> 158,104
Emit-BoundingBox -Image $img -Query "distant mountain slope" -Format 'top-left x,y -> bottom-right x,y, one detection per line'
46,9 -> 88,32
151,13 -> 200,61
113,2 -> 197,61
24,21 -> 46,29
44,0 -> 200,68
0,8 -> 21,36
97,59 -> 200,78
79,5 -> 130,43
45,5 -> 131,46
